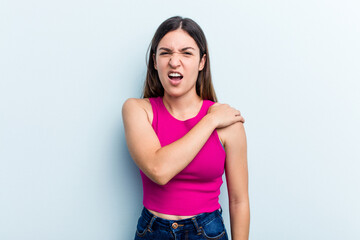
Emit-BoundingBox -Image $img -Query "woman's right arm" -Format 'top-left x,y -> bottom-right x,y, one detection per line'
122,98 -> 243,185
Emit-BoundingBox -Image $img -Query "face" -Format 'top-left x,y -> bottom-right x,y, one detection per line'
153,29 -> 206,98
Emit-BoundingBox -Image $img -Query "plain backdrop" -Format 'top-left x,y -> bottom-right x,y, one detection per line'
1,0 -> 359,239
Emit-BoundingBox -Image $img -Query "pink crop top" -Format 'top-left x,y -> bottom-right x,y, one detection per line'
139,97 -> 226,215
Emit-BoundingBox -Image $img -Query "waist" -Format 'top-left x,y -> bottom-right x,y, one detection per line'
141,207 -> 223,231
148,208 -> 196,220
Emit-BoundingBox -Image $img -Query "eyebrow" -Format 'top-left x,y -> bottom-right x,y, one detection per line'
158,47 -> 196,52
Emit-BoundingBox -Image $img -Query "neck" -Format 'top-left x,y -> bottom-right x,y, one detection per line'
162,92 -> 203,120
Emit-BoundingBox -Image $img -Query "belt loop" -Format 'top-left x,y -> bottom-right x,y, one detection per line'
219,207 -> 223,214
191,217 -> 202,234
148,215 -> 157,232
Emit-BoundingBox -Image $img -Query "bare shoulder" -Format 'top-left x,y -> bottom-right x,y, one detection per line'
217,122 -> 246,148
122,98 -> 151,109
122,98 -> 153,124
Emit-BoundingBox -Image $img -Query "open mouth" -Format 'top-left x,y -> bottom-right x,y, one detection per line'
168,72 -> 183,81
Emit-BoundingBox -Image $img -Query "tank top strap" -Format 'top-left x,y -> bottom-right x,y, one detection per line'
148,97 -> 162,132
200,99 -> 215,116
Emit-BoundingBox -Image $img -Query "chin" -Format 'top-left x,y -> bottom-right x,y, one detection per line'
162,82 -> 196,98
165,88 -> 195,99
164,91 -> 184,98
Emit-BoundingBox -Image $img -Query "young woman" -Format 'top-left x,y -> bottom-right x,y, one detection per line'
123,16 -> 249,240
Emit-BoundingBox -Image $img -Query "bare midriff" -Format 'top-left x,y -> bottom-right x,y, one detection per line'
148,209 -> 196,220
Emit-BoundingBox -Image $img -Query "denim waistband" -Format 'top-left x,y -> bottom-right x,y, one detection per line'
140,207 -> 223,233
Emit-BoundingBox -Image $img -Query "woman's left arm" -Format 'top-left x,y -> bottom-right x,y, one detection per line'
219,122 -> 250,240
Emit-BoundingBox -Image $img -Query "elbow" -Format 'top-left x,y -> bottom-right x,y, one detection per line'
148,166 -> 171,186
140,152 -> 172,186
153,177 -> 170,186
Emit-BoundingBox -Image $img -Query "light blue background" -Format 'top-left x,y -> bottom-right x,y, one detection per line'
1,0 -> 359,239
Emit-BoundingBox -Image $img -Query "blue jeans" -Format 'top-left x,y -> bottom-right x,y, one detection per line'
134,207 -> 228,240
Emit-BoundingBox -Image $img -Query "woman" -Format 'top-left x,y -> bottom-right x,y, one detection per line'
123,16 -> 249,240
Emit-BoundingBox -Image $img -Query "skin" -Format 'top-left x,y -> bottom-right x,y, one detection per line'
122,28 -> 249,240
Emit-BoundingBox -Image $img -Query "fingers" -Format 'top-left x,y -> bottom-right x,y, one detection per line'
237,115 -> 245,123
231,108 -> 245,124
223,107 -> 245,126
240,116 -> 245,123
208,102 -> 245,126
221,104 -> 244,122
235,110 -> 245,123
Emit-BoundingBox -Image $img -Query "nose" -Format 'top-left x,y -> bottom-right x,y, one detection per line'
169,53 -> 181,68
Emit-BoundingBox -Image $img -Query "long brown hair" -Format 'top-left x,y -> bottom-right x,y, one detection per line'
142,16 -> 217,102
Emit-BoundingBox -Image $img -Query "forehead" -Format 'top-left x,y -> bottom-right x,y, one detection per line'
157,29 -> 199,51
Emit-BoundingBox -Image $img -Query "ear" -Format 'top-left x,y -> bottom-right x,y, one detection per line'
198,54 -> 206,71
153,53 -> 157,70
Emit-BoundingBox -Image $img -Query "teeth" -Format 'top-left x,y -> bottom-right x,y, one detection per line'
169,73 -> 182,77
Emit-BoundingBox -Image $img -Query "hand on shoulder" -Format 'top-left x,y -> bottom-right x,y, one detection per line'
207,102 -> 245,129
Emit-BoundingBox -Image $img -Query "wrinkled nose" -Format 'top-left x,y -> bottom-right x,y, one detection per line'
169,54 -> 181,68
